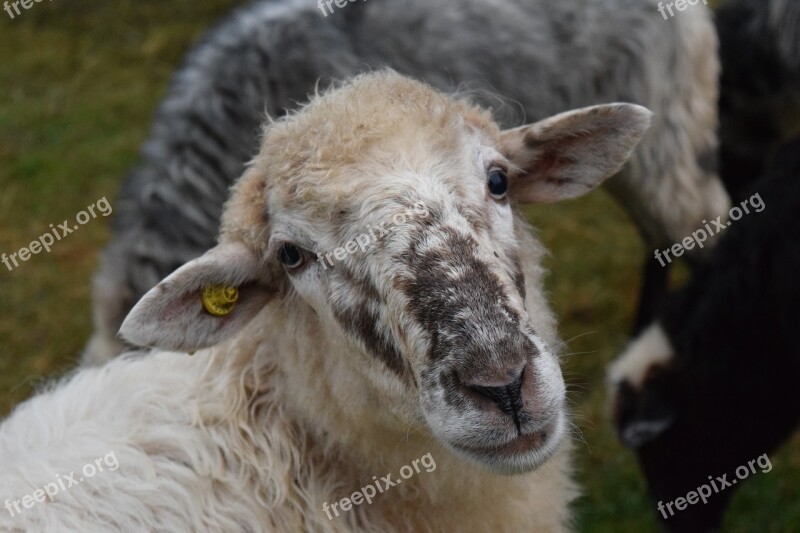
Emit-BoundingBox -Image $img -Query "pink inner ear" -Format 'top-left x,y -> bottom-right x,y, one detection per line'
510,147 -> 581,203
523,125 -> 610,179
529,155 -> 575,184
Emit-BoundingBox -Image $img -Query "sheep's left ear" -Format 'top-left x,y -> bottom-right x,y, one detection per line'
500,103 -> 653,203
119,242 -> 275,353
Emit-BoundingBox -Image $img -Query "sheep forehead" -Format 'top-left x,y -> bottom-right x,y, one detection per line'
258,71 -> 500,212
220,71 -> 506,261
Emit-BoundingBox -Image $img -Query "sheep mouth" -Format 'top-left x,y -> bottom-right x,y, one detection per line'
448,411 -> 565,475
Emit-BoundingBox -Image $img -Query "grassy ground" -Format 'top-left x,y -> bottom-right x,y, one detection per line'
0,1 -> 797,531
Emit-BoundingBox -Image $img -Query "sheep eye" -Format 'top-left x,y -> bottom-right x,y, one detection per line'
278,243 -> 304,269
487,168 -> 508,200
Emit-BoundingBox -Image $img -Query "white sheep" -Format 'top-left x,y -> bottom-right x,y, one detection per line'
85,0 -> 727,364
0,71 -> 651,532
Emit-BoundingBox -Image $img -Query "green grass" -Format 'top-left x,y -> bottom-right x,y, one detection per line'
0,1 -> 797,531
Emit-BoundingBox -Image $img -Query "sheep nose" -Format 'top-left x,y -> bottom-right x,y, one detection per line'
464,365 -> 527,418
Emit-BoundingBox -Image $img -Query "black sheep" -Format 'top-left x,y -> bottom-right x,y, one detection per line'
610,136 -> 800,532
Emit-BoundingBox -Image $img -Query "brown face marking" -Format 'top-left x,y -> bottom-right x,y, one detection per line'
510,253 -> 526,301
329,264 -> 413,383
395,225 -> 532,366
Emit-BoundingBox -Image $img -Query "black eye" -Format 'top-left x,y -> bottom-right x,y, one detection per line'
278,243 -> 304,269
487,169 -> 508,200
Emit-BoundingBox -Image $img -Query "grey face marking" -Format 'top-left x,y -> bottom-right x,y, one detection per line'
329,264 -> 414,383
509,252 -> 526,301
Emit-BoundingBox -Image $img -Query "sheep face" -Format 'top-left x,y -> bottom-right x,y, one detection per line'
121,72 -> 651,475
266,144 -> 567,476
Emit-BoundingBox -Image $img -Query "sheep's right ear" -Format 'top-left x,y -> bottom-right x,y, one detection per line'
119,242 -> 274,353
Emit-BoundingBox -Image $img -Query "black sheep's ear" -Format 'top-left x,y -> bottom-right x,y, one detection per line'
614,367 -> 677,448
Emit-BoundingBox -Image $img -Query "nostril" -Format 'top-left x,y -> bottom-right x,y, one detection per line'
466,367 -> 526,421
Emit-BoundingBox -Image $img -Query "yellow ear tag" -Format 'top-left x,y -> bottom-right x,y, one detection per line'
201,285 -> 239,317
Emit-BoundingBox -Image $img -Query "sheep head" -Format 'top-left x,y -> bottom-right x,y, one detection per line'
121,71 -> 651,475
